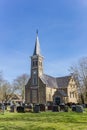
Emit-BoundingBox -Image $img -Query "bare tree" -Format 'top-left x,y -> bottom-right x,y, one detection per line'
0,80 -> 12,102
0,71 -> 3,84
13,74 -> 29,100
0,71 -> 12,102
70,57 -> 87,104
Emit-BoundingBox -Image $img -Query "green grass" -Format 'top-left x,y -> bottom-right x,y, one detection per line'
0,109 -> 87,130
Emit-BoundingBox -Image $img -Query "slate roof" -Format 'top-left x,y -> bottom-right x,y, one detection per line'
59,90 -> 68,96
56,76 -> 71,88
40,74 -> 71,89
40,74 -> 58,88
54,90 -> 68,97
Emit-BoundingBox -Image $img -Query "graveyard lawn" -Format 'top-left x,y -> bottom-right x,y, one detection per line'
0,110 -> 87,130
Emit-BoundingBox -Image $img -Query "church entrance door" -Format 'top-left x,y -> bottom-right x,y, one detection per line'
55,97 -> 60,105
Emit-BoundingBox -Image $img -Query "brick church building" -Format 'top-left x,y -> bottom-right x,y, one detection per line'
25,32 -> 78,105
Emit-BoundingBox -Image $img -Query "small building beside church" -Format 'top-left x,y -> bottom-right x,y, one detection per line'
25,33 -> 78,105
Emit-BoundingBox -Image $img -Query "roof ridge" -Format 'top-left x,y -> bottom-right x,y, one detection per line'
56,75 -> 71,79
44,74 -> 56,79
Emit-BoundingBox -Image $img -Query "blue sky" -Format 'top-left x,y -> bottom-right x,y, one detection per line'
0,0 -> 87,82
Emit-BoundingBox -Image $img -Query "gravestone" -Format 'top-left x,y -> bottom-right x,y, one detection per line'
39,104 -> 46,111
0,104 -> 2,112
76,105 -> 83,113
60,104 -> 65,111
33,104 -> 40,113
48,105 -> 52,110
82,104 -> 86,108
1,104 -> 5,114
25,104 -> 33,112
85,104 -> 87,108
64,105 -> 68,112
10,105 -> 15,112
72,105 -> 76,112
52,105 -> 59,112
17,106 -> 24,113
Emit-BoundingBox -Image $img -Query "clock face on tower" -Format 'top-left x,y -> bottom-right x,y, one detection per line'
33,70 -> 37,75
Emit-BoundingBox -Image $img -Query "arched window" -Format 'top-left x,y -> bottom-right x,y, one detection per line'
55,97 -> 60,105
32,77 -> 37,85
32,61 -> 38,67
36,61 -> 38,66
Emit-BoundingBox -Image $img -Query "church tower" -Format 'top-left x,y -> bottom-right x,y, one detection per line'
30,31 -> 44,103
31,31 -> 43,86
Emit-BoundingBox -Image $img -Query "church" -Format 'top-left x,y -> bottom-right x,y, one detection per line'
25,32 -> 78,105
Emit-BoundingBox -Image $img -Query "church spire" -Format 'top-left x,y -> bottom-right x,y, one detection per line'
33,30 -> 41,56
